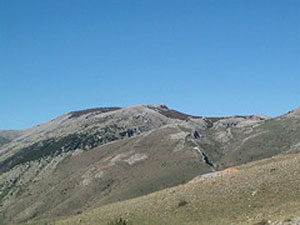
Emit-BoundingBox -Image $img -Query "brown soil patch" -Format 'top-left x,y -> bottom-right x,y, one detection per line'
220,167 -> 240,175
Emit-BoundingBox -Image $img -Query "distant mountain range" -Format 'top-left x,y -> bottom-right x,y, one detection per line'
1,104 -> 300,224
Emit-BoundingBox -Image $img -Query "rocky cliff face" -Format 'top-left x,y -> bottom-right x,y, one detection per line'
0,105 -> 299,224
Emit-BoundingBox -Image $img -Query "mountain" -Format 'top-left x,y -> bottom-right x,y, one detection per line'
1,104 -> 300,224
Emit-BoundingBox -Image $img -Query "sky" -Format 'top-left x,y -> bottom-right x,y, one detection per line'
1,0 -> 299,130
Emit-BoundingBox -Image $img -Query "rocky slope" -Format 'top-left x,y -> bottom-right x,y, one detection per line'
1,104 -> 300,224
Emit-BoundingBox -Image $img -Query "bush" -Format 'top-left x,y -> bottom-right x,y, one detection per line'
178,200 -> 188,207
107,218 -> 127,225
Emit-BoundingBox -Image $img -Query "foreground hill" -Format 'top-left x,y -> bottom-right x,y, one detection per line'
1,104 -> 300,224
24,153 -> 300,225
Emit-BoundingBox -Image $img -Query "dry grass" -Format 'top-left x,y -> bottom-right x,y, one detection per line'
24,153 -> 300,225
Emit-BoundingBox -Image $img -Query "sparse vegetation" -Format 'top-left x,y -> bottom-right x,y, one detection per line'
107,218 -> 128,225
20,153 -> 300,225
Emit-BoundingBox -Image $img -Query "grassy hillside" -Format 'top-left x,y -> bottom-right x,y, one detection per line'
24,153 -> 300,225
1,126 -> 213,224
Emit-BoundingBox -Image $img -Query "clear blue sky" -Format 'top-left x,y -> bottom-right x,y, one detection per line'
1,0 -> 299,130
